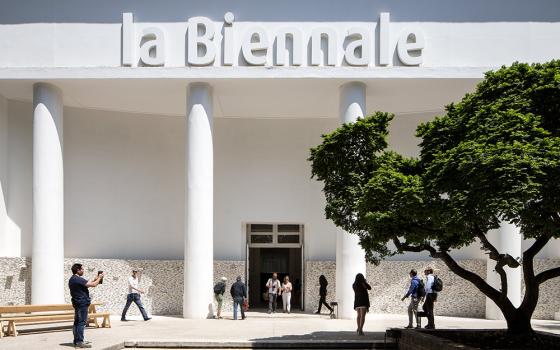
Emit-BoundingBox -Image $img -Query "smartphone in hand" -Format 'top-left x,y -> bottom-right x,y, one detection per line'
98,270 -> 104,284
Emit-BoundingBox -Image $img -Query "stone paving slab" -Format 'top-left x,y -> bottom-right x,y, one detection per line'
0,312 -> 558,350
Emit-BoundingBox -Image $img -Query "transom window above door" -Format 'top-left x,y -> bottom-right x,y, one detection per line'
247,223 -> 303,248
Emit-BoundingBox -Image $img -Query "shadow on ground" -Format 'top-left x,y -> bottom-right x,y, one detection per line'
250,331 -> 387,341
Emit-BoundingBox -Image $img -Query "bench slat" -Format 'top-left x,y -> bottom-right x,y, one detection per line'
0,312 -> 111,337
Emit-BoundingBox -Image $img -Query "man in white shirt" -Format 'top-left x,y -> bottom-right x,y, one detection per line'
121,269 -> 151,321
265,272 -> 281,314
422,267 -> 437,329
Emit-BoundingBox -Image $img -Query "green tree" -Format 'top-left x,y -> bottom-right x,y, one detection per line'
309,61 -> 560,340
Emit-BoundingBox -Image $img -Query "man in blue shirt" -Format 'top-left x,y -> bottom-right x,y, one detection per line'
69,263 -> 104,348
401,269 -> 421,329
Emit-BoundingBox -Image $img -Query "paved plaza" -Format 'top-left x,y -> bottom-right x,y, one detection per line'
1,311 -> 559,350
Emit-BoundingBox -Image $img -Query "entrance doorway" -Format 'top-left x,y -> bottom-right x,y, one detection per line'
246,224 -> 304,310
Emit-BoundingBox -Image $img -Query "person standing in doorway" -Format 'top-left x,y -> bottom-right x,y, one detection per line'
230,276 -> 247,320
422,267 -> 437,329
121,269 -> 151,321
69,263 -> 104,349
281,275 -> 293,313
315,275 -> 334,315
266,272 -> 281,314
353,273 -> 371,336
213,276 -> 227,319
401,269 -> 422,329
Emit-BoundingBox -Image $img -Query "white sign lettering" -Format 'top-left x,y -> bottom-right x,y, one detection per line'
121,12 -> 425,67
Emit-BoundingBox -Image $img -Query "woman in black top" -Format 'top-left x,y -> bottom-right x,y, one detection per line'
315,275 -> 334,314
353,273 -> 371,336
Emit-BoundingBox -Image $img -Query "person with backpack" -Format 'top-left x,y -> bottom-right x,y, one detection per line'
401,269 -> 424,329
213,276 -> 227,319
423,267 -> 440,329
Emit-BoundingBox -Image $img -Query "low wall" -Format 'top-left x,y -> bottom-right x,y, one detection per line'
0,258 -> 558,319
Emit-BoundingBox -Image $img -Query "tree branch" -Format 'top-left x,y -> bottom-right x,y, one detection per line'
392,237 -> 514,313
524,234 -> 552,261
536,267 -> 560,285
519,234 -> 552,314
476,231 -> 517,298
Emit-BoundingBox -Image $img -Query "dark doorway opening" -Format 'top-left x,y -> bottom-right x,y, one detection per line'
248,247 -> 302,310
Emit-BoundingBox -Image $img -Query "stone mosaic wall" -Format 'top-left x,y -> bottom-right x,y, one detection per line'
213,260 -> 246,312
0,257 -> 558,319
0,257 -> 31,305
304,261 -> 336,313
367,260 -> 487,318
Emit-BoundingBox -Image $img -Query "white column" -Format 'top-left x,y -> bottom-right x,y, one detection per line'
184,83 -> 214,319
485,221 -> 522,319
32,83 -> 64,304
336,82 -> 367,319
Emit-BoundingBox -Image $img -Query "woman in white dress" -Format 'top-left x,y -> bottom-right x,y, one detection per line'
281,275 -> 293,313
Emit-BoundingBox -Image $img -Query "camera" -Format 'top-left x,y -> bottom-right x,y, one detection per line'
98,270 -> 104,284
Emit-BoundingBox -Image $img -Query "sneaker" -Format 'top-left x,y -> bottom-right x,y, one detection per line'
144,317 -> 152,321
404,325 -> 413,329
74,343 -> 92,348
314,311 -> 320,314
121,318 -> 128,322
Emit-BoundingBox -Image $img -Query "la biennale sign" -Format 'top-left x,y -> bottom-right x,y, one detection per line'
122,12 -> 425,67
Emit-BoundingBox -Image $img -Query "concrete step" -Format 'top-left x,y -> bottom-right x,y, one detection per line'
121,340 -> 397,349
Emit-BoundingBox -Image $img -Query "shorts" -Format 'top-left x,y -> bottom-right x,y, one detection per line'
215,293 -> 224,309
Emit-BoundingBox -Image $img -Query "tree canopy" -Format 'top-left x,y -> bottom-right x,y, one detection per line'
309,61 -> 560,337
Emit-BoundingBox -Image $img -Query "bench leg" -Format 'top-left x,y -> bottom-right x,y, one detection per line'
7,321 -> 17,337
101,315 -> 111,328
0,320 -> 4,338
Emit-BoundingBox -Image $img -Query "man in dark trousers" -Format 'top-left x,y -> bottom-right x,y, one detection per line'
68,263 -> 104,348
230,276 -> 247,320
423,267 -> 437,329
121,269 -> 151,321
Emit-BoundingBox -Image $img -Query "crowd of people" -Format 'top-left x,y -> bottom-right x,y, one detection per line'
68,263 -> 439,347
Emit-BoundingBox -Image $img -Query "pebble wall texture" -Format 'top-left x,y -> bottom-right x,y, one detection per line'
304,261 -> 336,313
523,258 -> 560,320
0,258 -> 559,319
366,260 -> 487,318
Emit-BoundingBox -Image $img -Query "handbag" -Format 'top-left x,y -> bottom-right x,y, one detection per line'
242,298 -> 249,312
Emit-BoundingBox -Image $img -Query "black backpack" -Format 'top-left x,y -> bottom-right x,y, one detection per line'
213,282 -> 223,294
432,275 -> 443,292
416,279 -> 426,298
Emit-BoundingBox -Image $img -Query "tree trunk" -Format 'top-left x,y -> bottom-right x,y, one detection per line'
503,307 -> 535,343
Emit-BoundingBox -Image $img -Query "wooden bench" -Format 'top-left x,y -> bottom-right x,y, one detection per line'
0,303 -> 111,338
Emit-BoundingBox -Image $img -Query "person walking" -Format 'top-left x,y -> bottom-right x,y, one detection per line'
230,276 -> 247,320
265,272 -> 281,314
353,273 -> 371,336
314,275 -> 334,315
281,275 -> 293,313
121,269 -> 151,321
213,276 -> 227,319
401,269 -> 422,329
422,267 -> 437,329
68,263 -> 104,349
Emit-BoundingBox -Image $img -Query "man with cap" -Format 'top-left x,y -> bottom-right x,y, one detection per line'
213,276 -> 227,319
121,268 -> 151,321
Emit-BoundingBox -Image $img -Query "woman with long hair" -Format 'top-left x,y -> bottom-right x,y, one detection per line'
315,275 -> 334,314
353,273 -> 371,336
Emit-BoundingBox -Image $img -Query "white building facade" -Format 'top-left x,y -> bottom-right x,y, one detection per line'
0,0 -> 559,320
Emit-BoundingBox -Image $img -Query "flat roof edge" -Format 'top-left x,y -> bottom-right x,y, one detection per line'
0,66 -> 493,80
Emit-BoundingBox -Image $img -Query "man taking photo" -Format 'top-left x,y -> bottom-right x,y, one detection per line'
69,263 -> 104,349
